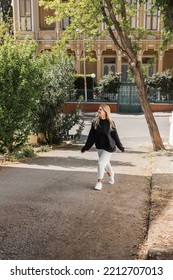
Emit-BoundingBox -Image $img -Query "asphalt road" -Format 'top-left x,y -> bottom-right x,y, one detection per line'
80,112 -> 170,150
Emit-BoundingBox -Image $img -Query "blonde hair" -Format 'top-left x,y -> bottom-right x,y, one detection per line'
93,104 -> 115,129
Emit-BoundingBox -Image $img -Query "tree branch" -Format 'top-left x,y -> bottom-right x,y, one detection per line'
120,0 -> 127,19
104,0 -> 137,64
101,2 -> 125,54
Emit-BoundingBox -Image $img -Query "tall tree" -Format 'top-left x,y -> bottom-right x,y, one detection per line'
155,0 -> 173,32
154,0 -> 173,47
39,0 -> 168,151
0,0 -> 12,22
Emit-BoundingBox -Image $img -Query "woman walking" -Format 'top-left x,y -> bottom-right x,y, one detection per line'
81,104 -> 124,191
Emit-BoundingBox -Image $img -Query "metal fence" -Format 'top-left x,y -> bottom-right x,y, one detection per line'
74,85 -> 173,105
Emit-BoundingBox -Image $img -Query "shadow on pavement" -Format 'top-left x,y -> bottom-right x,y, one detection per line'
15,156 -> 136,169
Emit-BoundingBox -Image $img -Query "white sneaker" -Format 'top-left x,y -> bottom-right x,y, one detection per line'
108,172 -> 115,184
94,182 -> 102,191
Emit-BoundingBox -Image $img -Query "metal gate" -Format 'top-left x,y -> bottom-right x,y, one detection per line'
118,83 -> 142,113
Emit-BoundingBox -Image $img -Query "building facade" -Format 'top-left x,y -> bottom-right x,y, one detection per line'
12,0 -> 173,83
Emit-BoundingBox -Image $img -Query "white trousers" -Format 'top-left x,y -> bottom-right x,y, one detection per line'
97,149 -> 113,180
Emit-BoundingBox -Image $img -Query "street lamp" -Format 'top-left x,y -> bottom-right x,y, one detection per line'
76,29 -> 88,102
83,36 -> 88,102
91,73 -> 96,90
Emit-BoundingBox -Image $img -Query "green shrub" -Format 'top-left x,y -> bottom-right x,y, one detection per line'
34,50 -> 84,145
0,36 -> 44,153
22,145 -> 35,157
8,145 -> 35,161
37,145 -> 51,153
145,70 -> 173,101
96,72 -> 121,97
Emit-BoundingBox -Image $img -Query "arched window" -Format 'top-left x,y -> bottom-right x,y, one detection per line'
103,65 -> 109,75
103,57 -> 116,75
142,57 -> 156,76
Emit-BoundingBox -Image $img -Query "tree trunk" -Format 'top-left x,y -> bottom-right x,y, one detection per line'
102,0 -> 165,151
133,65 -> 165,151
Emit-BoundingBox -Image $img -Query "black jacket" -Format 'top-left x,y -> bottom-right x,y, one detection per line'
81,119 -> 124,153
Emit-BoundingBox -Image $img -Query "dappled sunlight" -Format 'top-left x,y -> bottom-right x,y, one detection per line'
2,163 -> 97,172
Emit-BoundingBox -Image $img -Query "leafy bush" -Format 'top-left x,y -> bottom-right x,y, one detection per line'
96,72 -> 121,99
37,145 -> 52,153
7,145 -> 35,161
34,49 -> 84,144
145,70 -> 173,101
22,145 -> 35,157
0,36 -> 44,153
54,103 -> 85,143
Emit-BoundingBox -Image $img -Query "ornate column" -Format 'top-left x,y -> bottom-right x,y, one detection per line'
32,0 -> 39,52
56,21 -> 61,40
158,51 -> 164,73
137,49 -> 143,65
117,50 -> 122,73
13,0 -> 18,33
76,44 -> 81,74
96,47 -> 102,81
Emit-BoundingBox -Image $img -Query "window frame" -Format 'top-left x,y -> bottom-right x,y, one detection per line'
19,0 -> 32,31
142,56 -> 157,77
102,56 -> 116,76
39,6 -> 56,31
145,1 -> 160,30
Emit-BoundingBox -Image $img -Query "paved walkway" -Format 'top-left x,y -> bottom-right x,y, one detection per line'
0,113 -> 173,259
0,146 -> 151,259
